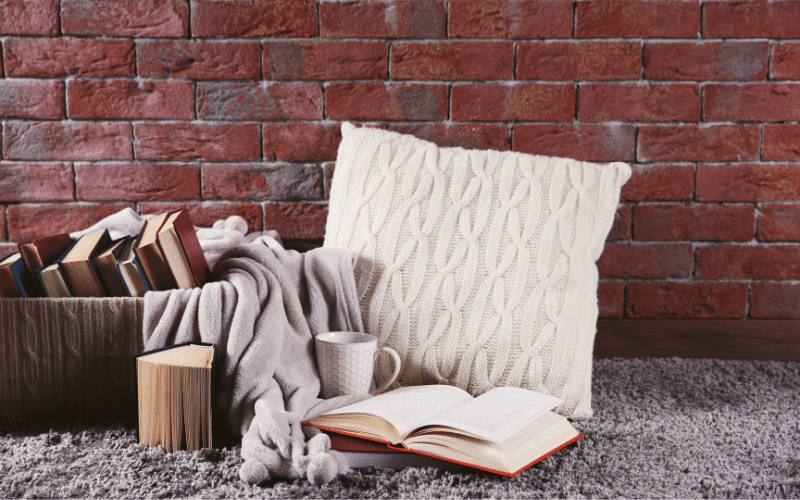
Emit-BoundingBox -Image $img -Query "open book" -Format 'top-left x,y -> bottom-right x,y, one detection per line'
304,385 -> 583,476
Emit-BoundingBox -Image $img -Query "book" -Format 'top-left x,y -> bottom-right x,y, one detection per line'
304,385 -> 583,476
134,212 -> 177,291
0,252 -> 34,298
17,233 -> 74,297
38,241 -> 77,298
136,342 -> 215,453
94,236 -> 131,297
58,229 -> 112,297
117,235 -> 152,297
156,210 -> 211,289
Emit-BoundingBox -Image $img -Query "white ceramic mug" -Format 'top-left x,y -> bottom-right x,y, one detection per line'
314,332 -> 401,399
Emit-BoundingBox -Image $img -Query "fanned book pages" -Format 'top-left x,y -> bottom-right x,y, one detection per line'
305,385 -> 582,476
136,343 -> 215,453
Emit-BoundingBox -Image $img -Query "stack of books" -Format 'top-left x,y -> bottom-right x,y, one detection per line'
0,209 -> 211,298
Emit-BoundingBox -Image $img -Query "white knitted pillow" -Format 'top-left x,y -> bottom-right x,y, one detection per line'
324,123 -> 631,418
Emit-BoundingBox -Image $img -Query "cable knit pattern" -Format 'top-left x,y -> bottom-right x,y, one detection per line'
324,123 -> 631,419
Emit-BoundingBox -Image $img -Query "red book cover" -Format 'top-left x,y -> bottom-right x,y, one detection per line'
165,210 -> 211,287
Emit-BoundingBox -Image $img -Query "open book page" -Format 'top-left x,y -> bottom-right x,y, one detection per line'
320,385 -> 473,441
411,386 -> 562,442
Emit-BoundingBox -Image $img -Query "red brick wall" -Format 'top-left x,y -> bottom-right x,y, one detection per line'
1,0 -> 800,319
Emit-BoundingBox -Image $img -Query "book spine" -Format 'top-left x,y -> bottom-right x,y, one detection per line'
171,211 -> 211,287
134,243 -> 175,291
134,255 -> 153,291
0,267 -> 23,298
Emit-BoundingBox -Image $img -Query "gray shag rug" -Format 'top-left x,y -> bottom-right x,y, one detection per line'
1,358 -> 798,499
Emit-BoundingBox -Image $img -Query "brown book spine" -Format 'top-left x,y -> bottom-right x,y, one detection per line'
170,211 -> 211,287
0,267 -> 22,298
135,242 -> 176,291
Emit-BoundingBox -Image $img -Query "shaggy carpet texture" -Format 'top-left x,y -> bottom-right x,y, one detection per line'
1,357 -> 798,499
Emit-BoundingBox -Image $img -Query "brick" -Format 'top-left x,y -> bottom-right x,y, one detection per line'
517,41 -> 641,81
451,83 -> 574,122
758,204 -> 800,242
391,42 -> 513,81
596,243 -> 693,279
696,244 -> 800,280
134,123 -> 260,162
4,38 -> 135,78
7,203 -> 133,242
0,80 -> 64,119
192,0 -> 317,38
621,164 -> 694,202
696,164 -> 800,202
321,0 -> 445,39
0,243 -> 15,255
763,124 -> 800,161
388,123 -> 511,151
203,163 -> 323,201
626,282 -> 747,319
62,0 -> 188,37
634,204 -> 754,242
449,0 -> 571,39
197,82 -> 322,121
704,0 -> 800,38
68,80 -> 194,120
139,202 -> 262,234
579,83 -> 700,122
138,40 -> 260,80
263,123 -> 341,162
262,202 -> 328,240
751,283 -> 800,319
0,0 -> 58,35
597,281 -> 624,318
607,205 -> 631,241
3,121 -> 132,161
514,123 -> 635,162
75,163 -> 200,201
323,162 -> 335,200
770,43 -> 800,80
705,84 -> 800,122
264,41 -> 386,80
576,0 -> 700,38
637,125 -> 759,163
645,41 -> 768,81
326,83 -> 447,121
0,163 -> 72,202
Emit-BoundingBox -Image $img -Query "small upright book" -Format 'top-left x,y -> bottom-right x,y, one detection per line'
58,229 -> 112,297
94,236 -> 131,297
134,213 -> 177,291
156,210 -> 211,289
136,342 -> 215,453
0,252 -> 34,298
304,385 -> 583,476
38,242 -> 77,298
17,233 -> 74,297
117,235 -> 152,297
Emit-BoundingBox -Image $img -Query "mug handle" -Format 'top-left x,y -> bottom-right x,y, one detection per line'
371,347 -> 401,396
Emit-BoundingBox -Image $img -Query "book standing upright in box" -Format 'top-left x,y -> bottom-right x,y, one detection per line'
156,210 -> 211,289
134,212 -> 177,291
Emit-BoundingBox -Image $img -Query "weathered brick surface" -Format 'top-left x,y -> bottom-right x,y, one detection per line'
449,0 -> 572,39
263,123 -> 341,162
576,0 -> 700,38
139,202 -> 262,234
0,80 -> 64,119
578,83 -> 701,122
757,203 -> 800,242
4,38 -> 135,77
3,122 -> 132,161
763,124 -> 800,161
704,84 -> 800,121
770,43 -> 800,80
138,40 -> 261,80
704,0 -> 800,39
134,123 -> 260,161
517,41 -> 641,81
68,80 -> 195,120
326,83 -> 448,121
0,163 -> 73,202
607,205 -> 632,241
7,203 -> 133,242
62,0 -> 188,37
696,244 -> 800,280
323,162 -> 335,200
638,125 -> 759,162
751,283 -> 800,319
321,0 -> 445,39
203,164 -> 323,201
388,123 -> 511,151
621,164 -> 695,202
197,82 -> 322,121
645,41 -> 768,81
264,41 -> 387,80
598,281 -> 624,318
597,243 -> 693,279
451,83 -> 574,122
75,163 -> 200,201
0,0 -> 58,36
626,282 -> 748,319
696,164 -> 800,202
262,202 -> 328,240
391,42 -> 513,81
634,204 -> 755,241
514,123 -> 635,162
192,0 -> 317,38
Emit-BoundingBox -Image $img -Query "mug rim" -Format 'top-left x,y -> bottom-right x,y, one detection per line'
315,331 -> 376,345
